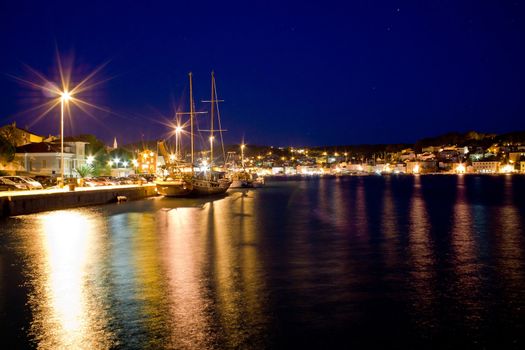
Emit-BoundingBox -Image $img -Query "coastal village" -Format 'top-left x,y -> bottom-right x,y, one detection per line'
1,122 -> 525,184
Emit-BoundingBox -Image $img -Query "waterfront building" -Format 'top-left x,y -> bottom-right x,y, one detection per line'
406,161 -> 437,174
297,165 -> 322,175
521,161 -> 525,174
137,149 -> 157,174
394,163 -> 406,173
509,152 -> 525,163
14,140 -> 88,176
272,166 -> 284,175
472,161 -> 500,174
0,122 -> 44,147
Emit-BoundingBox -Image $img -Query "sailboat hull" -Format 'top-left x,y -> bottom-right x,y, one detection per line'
156,179 -> 193,197
190,178 -> 231,196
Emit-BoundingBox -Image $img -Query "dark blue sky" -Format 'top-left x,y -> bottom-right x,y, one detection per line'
1,0 -> 524,146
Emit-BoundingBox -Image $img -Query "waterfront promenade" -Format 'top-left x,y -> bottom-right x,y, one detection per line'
0,184 -> 157,218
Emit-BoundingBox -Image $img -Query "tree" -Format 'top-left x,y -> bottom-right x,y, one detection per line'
0,123 -> 26,147
0,135 -> 15,165
73,134 -> 106,155
75,164 -> 94,178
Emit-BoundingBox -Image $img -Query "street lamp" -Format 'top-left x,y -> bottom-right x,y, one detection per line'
241,143 -> 246,168
60,91 -> 71,185
175,125 -> 182,159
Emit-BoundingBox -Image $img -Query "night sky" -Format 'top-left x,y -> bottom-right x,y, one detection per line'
1,0 -> 524,147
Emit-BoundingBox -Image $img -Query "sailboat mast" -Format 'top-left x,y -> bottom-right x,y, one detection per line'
189,72 -> 194,170
210,71 -> 215,168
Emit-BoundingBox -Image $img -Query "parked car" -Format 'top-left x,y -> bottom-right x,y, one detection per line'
0,177 -> 27,191
128,175 -> 147,184
2,176 -> 43,190
141,174 -> 157,183
116,177 -> 135,185
93,176 -> 119,186
33,175 -> 58,189
83,177 -> 107,187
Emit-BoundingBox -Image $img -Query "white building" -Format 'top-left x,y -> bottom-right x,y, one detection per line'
14,140 -> 88,177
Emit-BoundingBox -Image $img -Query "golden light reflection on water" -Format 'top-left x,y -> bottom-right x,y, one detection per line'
128,213 -> 171,348
408,176 -> 435,320
160,206 -> 213,348
30,210 -> 113,349
355,179 -> 369,240
212,193 -> 267,347
381,177 -> 400,268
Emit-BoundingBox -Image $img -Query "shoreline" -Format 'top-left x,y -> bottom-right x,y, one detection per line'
0,184 -> 158,218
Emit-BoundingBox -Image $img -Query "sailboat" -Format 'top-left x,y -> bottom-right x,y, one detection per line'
156,72 -> 230,196
155,140 -> 193,197
229,143 -> 253,188
188,71 -> 231,195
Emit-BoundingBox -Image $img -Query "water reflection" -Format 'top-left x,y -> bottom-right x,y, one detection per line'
381,177 -> 400,269
161,207 -> 213,348
408,176 -> 435,326
211,192 -> 268,348
451,175 -> 483,326
2,176 -> 525,348
496,176 -> 525,304
29,211 -> 113,349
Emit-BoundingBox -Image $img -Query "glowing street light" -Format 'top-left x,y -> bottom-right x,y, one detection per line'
241,143 -> 246,168
10,54 -> 109,186
59,90 -> 72,184
175,125 -> 183,159
86,155 -> 95,165
122,161 -> 129,168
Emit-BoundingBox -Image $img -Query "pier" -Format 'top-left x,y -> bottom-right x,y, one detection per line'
0,184 -> 158,218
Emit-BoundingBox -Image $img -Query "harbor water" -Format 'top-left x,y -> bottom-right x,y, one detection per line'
1,175 -> 525,348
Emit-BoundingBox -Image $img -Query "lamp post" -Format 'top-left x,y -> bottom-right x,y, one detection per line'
175,125 -> 182,160
60,91 -> 71,186
241,143 -> 246,168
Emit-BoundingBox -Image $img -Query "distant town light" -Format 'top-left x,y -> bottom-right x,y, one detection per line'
500,164 -> 514,174
456,163 -> 466,174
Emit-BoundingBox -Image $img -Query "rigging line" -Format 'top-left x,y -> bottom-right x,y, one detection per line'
214,79 -> 226,165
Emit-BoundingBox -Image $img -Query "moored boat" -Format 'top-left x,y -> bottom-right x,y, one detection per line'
156,177 -> 193,197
